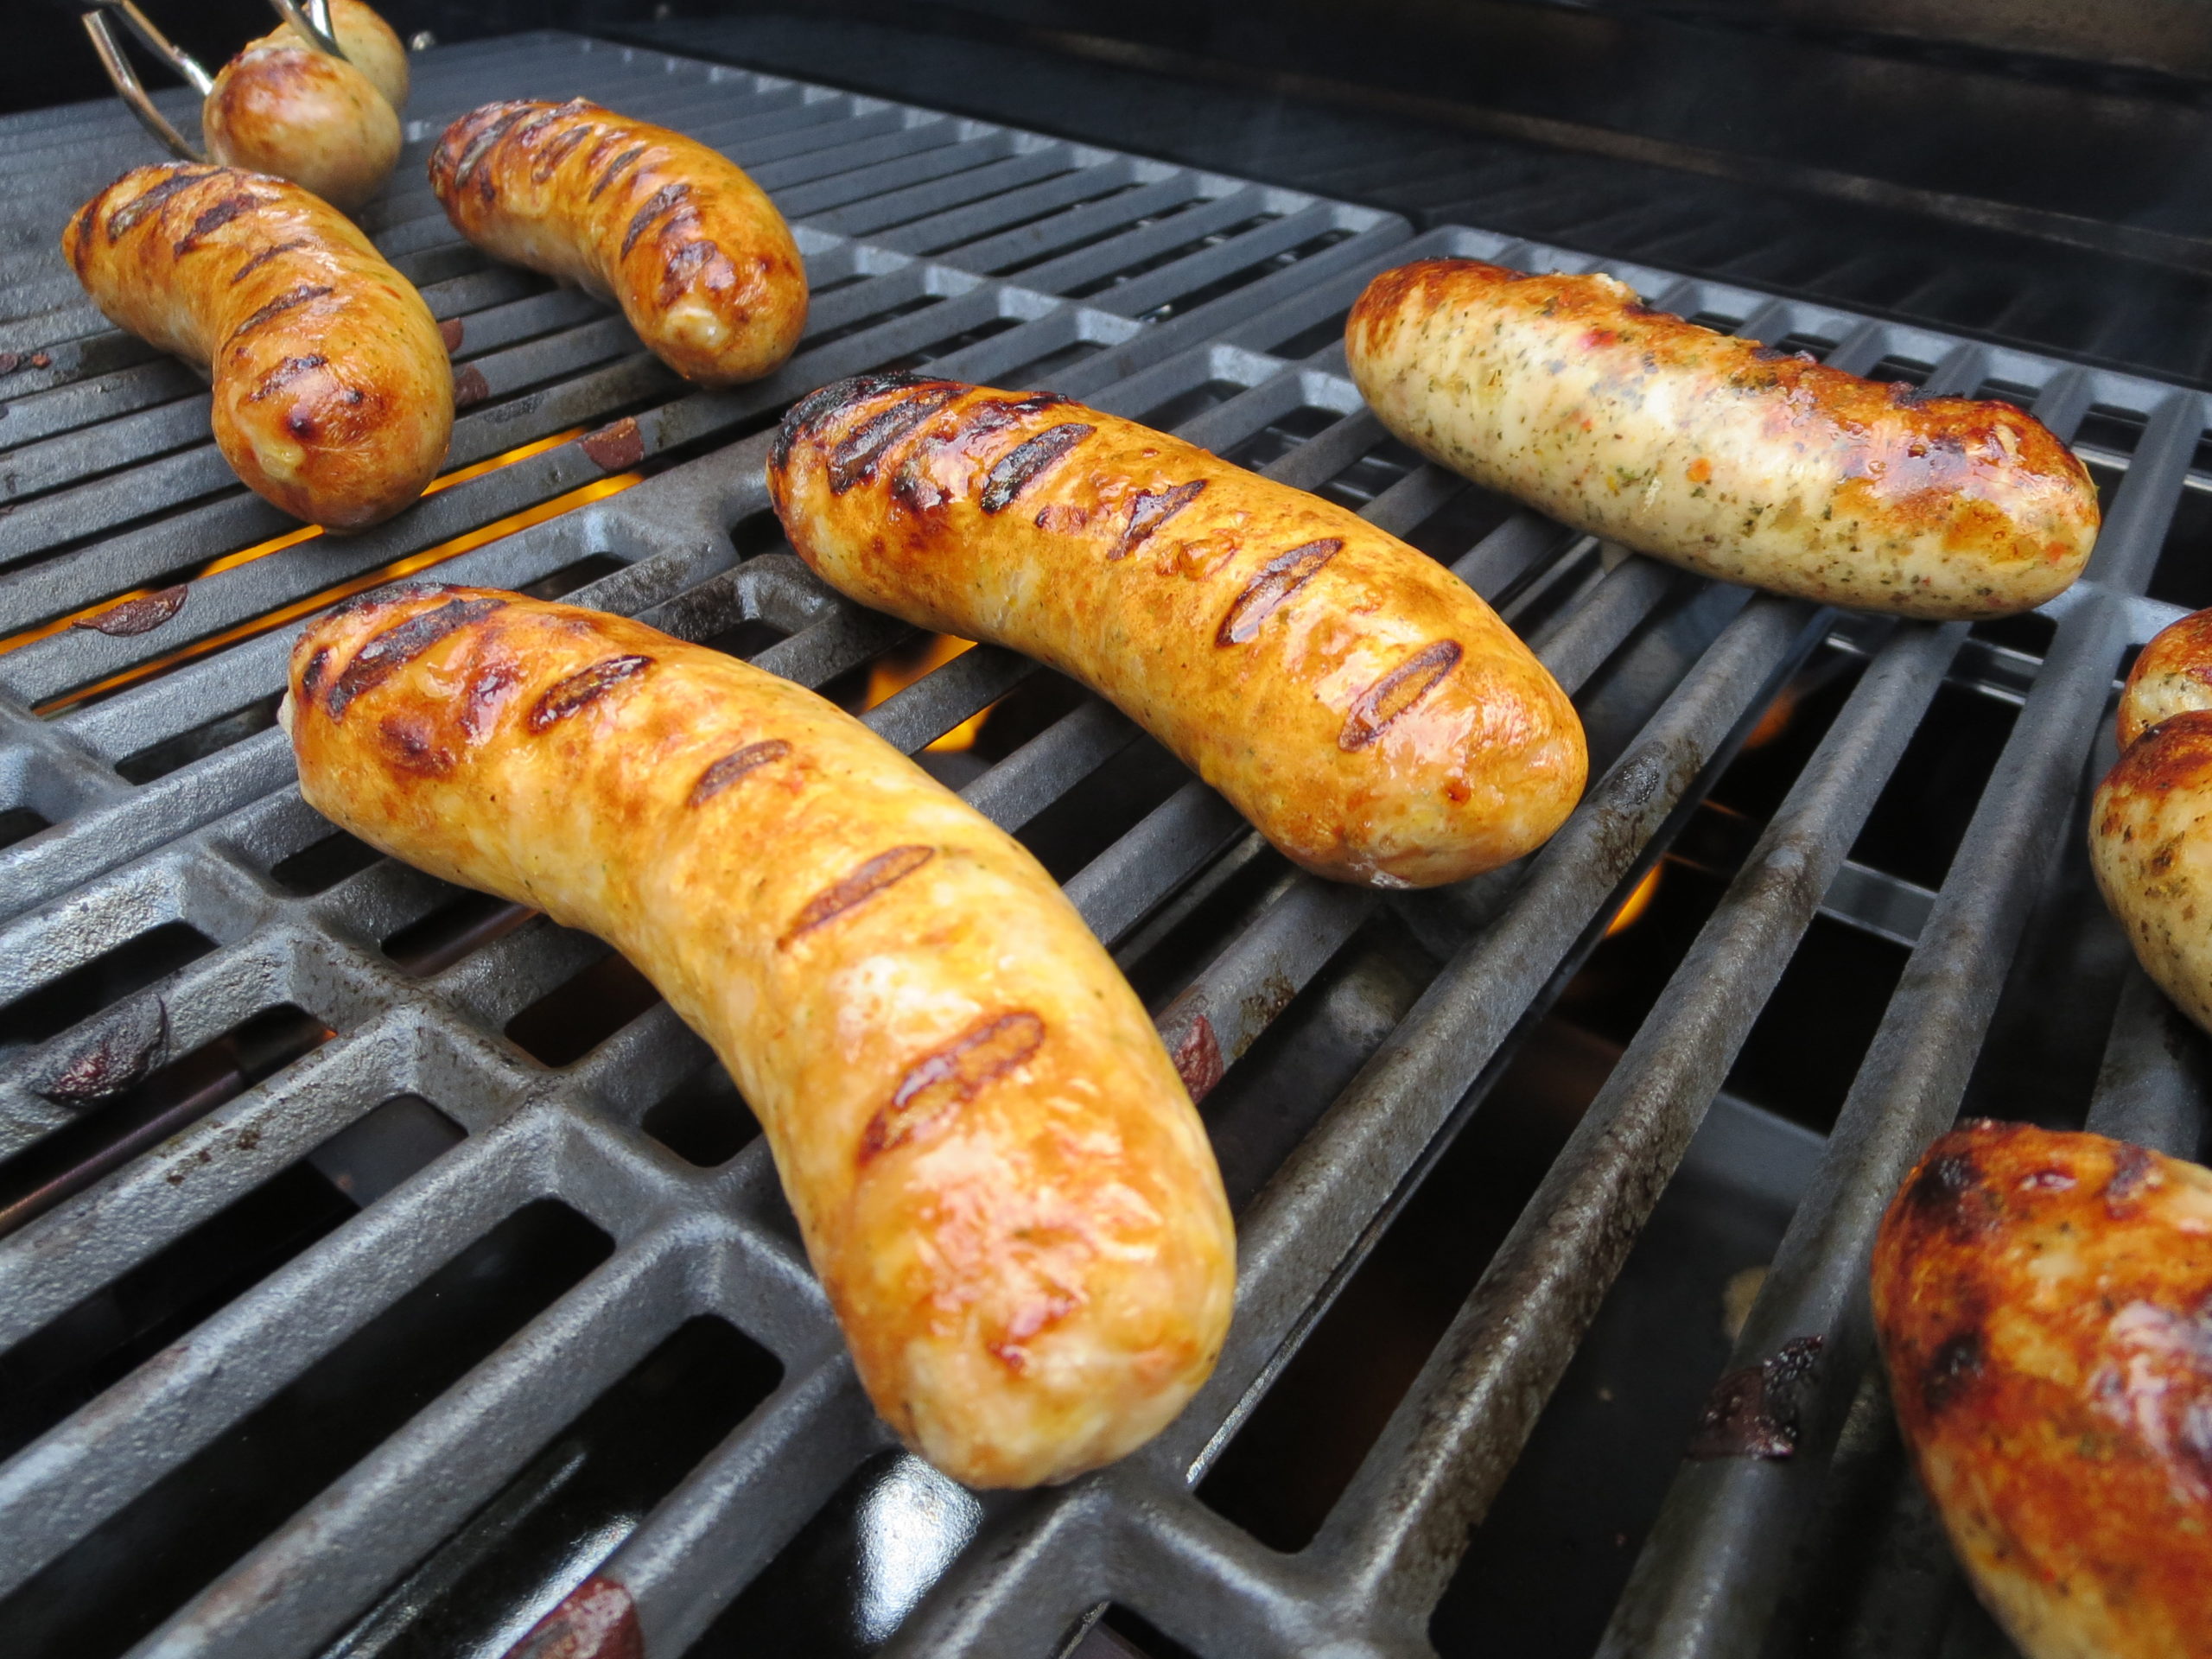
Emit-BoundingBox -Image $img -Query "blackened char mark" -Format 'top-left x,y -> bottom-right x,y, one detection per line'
1903,1143 -> 1997,1241
448,105 -> 531,194
781,845 -> 935,947
527,654 -> 653,733
299,646 -> 333,701
173,193 -> 268,257
771,372 -> 950,473
657,238 -> 731,306
690,739 -> 791,806
105,168 -> 216,242
1217,538 -> 1344,645
229,284 -> 334,344
620,183 -> 690,260
231,238 -> 309,285
589,144 -> 650,202
1108,480 -> 1205,560
981,423 -> 1094,514
1921,1329 -> 1985,1415
245,355 -> 328,403
829,386 -> 962,494
863,1010 -> 1046,1160
1340,640 -> 1462,751
2107,1142 -> 2160,1215
530,123 -> 596,183
324,596 -> 505,718
1687,1335 -> 1825,1459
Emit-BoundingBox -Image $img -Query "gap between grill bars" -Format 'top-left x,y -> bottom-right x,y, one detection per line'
0,27 -> 2203,1659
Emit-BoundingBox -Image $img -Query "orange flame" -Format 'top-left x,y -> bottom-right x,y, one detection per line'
1605,864 -> 1663,937
35,431 -> 642,714
1743,689 -> 1797,751
863,632 -> 995,753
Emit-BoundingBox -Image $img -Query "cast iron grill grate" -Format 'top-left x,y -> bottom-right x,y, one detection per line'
0,29 -> 2202,1659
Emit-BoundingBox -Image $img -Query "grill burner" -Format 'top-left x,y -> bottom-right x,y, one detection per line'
0,26 -> 2204,1659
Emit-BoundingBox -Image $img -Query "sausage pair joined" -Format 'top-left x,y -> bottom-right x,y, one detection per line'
1346,259 -> 2101,620
2089,608 -> 2212,1034
63,162 -> 451,529
1874,1121 -> 2212,1659
204,0 -> 408,211
283,586 -> 1234,1488
768,374 -> 1586,888
429,99 -> 807,387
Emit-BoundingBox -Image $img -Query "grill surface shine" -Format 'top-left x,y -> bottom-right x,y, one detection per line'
0,29 -> 2202,1659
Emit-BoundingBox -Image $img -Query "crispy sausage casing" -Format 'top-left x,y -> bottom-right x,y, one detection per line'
768,375 -> 1587,888
266,0 -> 410,111
1872,1121 -> 2212,1659
63,164 -> 451,530
2090,607 -> 2212,1034
285,587 -> 1235,1488
1346,260 -> 2101,620
429,99 -> 806,387
203,37 -> 400,211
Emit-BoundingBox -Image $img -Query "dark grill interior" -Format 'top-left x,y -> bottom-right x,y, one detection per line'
0,17 -> 2206,1659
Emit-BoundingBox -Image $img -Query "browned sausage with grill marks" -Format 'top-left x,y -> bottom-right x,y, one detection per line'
63,163 -> 451,530
202,0 -> 408,211
429,99 -> 806,387
768,374 -> 1586,889
283,586 -> 1234,1489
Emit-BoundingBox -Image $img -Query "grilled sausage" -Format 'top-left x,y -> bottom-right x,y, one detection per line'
429,99 -> 806,387
2090,608 -> 2212,1034
282,585 -> 1235,1489
1345,260 -> 2101,620
63,163 -> 451,530
265,0 -> 410,111
202,15 -> 401,212
767,374 -> 1587,889
1872,1121 -> 2212,1659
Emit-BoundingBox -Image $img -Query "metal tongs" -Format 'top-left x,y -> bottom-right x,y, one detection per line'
81,0 -> 349,163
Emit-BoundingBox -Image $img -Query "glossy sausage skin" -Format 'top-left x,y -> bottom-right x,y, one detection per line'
1872,1121 -> 2212,1659
268,0 -> 410,111
768,375 -> 1587,888
203,33 -> 399,211
284,587 -> 1234,1488
2090,608 -> 2212,1034
429,99 -> 806,387
1346,260 -> 2101,620
63,164 -> 451,530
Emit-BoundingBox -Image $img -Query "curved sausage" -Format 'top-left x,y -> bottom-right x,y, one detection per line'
1873,1120 -> 2212,1659
63,163 -> 452,530
283,585 -> 1234,1489
2090,607 -> 2212,1033
429,99 -> 807,388
767,374 -> 1586,889
1346,260 -> 2101,620
202,29 -> 399,211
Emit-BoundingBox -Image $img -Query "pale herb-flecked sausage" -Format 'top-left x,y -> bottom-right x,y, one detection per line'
429,99 -> 806,388
2090,607 -> 2212,1034
767,374 -> 1587,889
1346,259 -> 2101,620
283,586 -> 1235,1489
63,163 -> 451,529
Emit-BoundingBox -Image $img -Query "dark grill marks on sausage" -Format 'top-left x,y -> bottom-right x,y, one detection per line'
772,372 -> 945,472
526,654 -> 654,733
1921,1329 -> 1986,1415
105,169 -> 215,241
230,238 -> 309,284
830,386 -> 963,494
530,123 -> 595,182
863,1010 -> 1046,1160
245,355 -> 328,402
620,183 -> 692,260
229,284 -> 334,344
324,596 -> 505,718
299,646 -> 332,701
657,238 -> 734,307
689,739 -> 791,806
588,143 -> 650,202
172,194 -> 268,257
450,106 -> 531,193
379,711 -> 454,777
1340,640 -> 1463,750
980,424 -> 1094,514
460,657 -> 524,742
1107,480 -> 1205,560
781,845 -> 935,947
1217,538 -> 1344,646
